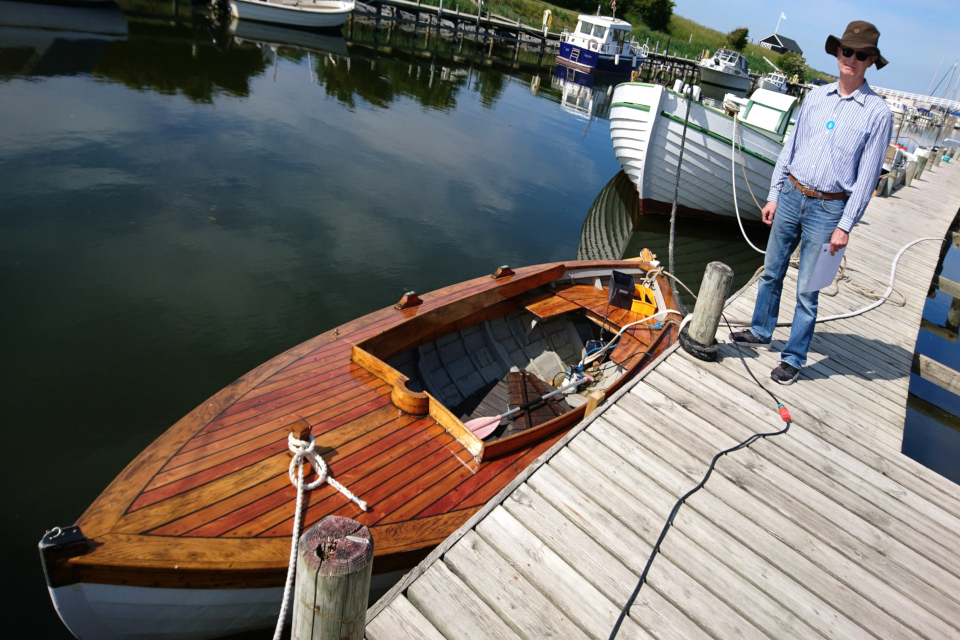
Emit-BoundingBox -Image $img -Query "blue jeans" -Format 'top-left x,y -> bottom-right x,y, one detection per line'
750,178 -> 846,369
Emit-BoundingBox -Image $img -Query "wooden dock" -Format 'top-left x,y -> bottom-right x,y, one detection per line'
364,161 -> 960,639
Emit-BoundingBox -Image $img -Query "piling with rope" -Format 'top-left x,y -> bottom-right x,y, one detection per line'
679,261 -> 733,361
272,421 -> 369,640
680,262 -> 733,362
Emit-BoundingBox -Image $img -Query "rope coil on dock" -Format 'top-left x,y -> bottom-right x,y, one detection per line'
678,323 -> 719,361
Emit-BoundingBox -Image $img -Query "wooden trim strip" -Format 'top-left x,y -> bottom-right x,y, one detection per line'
428,395 -> 485,462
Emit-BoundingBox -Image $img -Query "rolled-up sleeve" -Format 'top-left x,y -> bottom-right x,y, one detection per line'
837,109 -> 893,233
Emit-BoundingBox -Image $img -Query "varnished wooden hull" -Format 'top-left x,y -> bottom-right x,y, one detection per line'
41,260 -> 679,639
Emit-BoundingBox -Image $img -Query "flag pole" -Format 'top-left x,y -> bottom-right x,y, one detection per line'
775,12 -> 784,34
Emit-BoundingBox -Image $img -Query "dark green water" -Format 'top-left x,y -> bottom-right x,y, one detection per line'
2,1 -> 955,637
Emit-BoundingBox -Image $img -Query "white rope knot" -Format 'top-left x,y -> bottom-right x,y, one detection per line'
272,432 -> 368,640
287,433 -> 367,510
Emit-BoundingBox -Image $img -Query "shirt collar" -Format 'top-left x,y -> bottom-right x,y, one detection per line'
827,80 -> 869,105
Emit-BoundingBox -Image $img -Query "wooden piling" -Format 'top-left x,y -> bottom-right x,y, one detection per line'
292,516 -> 374,640
904,160 -> 918,187
685,261 -> 734,354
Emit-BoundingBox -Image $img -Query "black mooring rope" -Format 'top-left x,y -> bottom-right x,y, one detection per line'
608,314 -> 792,640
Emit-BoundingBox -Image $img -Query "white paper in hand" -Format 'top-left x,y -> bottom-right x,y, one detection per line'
802,243 -> 845,293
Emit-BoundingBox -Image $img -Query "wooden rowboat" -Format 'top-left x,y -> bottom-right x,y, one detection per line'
40,257 -> 681,640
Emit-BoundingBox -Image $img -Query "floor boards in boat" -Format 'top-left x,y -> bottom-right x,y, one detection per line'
365,163 -> 960,638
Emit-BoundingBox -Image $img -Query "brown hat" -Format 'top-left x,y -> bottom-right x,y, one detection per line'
825,21 -> 888,70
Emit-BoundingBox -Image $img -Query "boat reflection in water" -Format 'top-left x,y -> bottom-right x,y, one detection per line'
551,64 -> 614,122
228,16 -> 348,57
577,170 -> 768,305
0,0 -> 127,77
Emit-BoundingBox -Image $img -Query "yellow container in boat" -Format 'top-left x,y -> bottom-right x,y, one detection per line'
631,285 -> 657,316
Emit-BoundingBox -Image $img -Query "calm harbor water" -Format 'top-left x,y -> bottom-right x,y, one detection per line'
1,1 -> 956,636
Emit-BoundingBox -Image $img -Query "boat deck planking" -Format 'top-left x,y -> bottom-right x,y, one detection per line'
51,260 -> 678,592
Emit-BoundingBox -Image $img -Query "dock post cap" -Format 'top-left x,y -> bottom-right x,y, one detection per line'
292,516 -> 374,640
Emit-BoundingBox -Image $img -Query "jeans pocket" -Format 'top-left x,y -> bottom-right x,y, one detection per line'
821,198 -> 846,216
782,178 -> 796,195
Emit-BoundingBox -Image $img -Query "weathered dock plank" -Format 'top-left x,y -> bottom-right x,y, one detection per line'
366,163 -> 960,639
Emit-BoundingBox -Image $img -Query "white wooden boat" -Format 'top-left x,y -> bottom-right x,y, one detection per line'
609,82 -> 797,223
556,14 -> 646,75
229,0 -> 354,29
698,48 -> 751,98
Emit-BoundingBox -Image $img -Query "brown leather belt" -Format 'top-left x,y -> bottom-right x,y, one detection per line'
789,174 -> 847,200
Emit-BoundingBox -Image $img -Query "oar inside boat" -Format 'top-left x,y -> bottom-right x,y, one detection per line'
465,375 -> 594,438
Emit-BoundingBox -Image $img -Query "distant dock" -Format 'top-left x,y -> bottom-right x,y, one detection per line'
352,1 -> 709,83
364,158 -> 960,637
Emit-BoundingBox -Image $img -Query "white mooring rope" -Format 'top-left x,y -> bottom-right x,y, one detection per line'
728,107 -> 767,255
272,433 -> 368,640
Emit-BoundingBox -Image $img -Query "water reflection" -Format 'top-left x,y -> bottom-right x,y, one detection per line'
228,17 -> 348,57
0,0 -> 127,77
577,170 -> 767,305
550,65 -> 613,122
904,218 -> 960,484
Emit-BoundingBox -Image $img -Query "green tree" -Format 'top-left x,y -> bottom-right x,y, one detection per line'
778,51 -> 808,81
726,27 -> 749,52
634,0 -> 675,32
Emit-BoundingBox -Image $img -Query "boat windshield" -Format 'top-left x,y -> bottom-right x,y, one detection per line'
592,24 -> 607,39
578,21 -> 591,35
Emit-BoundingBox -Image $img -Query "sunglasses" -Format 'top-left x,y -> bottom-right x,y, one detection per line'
840,48 -> 872,62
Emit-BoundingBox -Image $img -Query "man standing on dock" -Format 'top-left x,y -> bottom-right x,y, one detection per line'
731,20 -> 893,384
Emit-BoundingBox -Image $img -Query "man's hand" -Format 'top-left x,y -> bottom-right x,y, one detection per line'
761,202 -> 777,226
830,228 -> 849,255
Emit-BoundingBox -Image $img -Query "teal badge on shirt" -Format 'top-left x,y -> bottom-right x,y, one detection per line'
826,121 -> 835,130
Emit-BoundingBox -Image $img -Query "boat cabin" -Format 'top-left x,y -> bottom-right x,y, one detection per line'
739,88 -> 798,138
561,15 -> 636,58
705,48 -> 749,76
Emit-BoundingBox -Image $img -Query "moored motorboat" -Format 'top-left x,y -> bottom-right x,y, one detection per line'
229,0 -> 354,29
758,70 -> 788,93
556,13 -> 646,75
698,48 -> 751,99
609,82 -> 797,223
41,259 -> 681,640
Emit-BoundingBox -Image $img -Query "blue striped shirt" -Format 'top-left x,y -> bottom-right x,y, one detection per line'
767,80 -> 893,233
